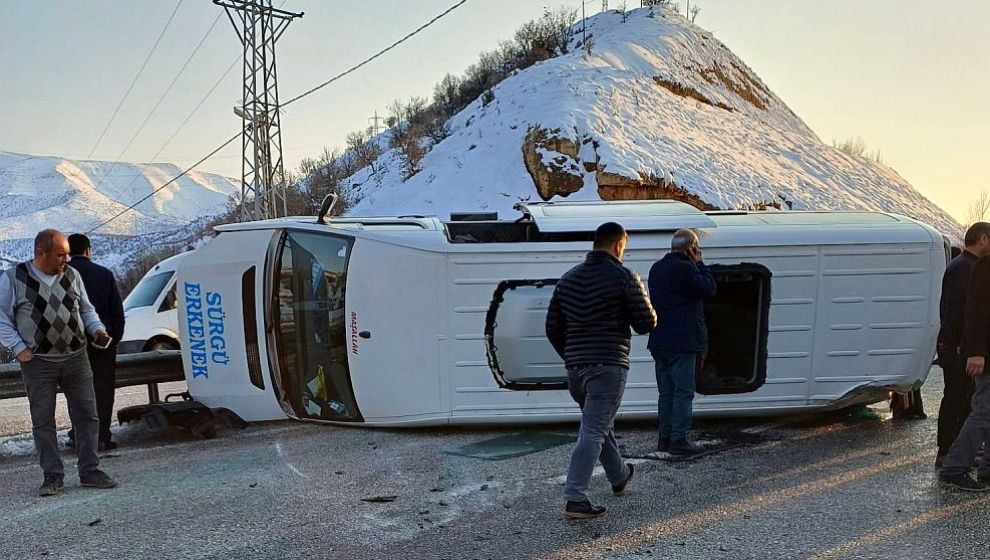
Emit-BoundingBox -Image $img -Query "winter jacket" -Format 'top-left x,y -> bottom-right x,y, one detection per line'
545,250 -> 656,369
68,256 -> 126,342
939,250 -> 978,349
964,255 -> 990,360
646,252 -> 716,353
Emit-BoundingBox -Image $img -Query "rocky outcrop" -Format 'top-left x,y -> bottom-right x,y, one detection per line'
521,124 -> 794,212
595,169 -> 717,209
521,127 -> 584,200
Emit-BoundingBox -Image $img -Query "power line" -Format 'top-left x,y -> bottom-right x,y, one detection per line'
94,10 -> 226,202
86,0 -> 184,160
108,56 -> 241,198
100,0 -> 295,203
90,0 -> 473,232
85,133 -> 240,234
281,0 -> 471,108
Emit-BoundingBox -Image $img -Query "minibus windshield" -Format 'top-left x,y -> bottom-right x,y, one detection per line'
124,271 -> 173,311
270,230 -> 361,422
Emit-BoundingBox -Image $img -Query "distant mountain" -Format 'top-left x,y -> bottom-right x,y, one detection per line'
0,151 -> 238,271
340,7 -> 962,239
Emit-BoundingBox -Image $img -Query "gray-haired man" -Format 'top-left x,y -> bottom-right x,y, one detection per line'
647,229 -> 716,456
0,229 -> 118,496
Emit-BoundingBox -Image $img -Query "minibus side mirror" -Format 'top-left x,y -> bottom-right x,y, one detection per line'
317,193 -> 338,225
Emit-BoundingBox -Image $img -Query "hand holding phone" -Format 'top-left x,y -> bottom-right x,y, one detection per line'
92,332 -> 113,350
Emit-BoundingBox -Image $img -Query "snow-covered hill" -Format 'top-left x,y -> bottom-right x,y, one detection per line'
342,7 -> 961,238
0,151 -> 238,239
0,151 -> 238,271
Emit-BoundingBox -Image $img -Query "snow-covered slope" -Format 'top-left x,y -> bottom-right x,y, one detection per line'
0,151 -> 238,273
342,7 -> 961,238
0,151 -> 238,241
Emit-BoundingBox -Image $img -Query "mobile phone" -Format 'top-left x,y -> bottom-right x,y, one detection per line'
92,334 -> 113,350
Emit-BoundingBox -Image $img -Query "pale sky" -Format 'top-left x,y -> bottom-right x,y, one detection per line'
1,0 -> 986,223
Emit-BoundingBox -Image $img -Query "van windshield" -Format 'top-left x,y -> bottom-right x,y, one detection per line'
270,230 -> 360,422
124,271 -> 173,311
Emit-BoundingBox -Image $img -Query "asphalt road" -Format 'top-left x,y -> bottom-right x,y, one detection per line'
2,367 -> 988,560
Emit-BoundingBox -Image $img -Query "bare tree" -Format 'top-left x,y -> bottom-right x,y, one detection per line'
966,188 -> 990,226
690,4 -> 701,22
346,130 -> 382,176
832,136 -> 884,165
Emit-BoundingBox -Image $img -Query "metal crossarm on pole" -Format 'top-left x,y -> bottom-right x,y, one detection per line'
214,0 -> 303,221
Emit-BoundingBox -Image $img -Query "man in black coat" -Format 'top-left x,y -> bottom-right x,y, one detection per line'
647,228 -> 716,456
939,247 -> 990,491
546,222 -> 657,519
67,234 -> 126,451
935,223 -> 990,465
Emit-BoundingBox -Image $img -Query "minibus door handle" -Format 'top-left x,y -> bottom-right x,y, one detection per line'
358,330 -> 371,339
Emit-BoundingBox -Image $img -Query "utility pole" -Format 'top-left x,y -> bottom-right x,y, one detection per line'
582,1 -> 586,46
368,111 -> 384,137
215,0 -> 303,222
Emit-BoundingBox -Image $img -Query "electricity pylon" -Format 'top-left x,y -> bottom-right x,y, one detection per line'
215,0 -> 303,221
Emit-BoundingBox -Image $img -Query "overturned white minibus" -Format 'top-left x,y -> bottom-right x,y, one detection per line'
175,200 -> 947,426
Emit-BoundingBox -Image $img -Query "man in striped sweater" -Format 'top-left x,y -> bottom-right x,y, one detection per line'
546,222 -> 657,519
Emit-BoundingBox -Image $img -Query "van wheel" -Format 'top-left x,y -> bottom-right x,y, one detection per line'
148,339 -> 178,352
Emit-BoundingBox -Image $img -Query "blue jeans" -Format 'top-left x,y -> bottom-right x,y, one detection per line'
563,365 -> 630,502
653,351 -> 698,443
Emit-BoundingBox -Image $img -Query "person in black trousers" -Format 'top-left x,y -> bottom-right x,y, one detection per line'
939,247 -> 990,491
935,223 -> 990,465
67,234 -> 126,451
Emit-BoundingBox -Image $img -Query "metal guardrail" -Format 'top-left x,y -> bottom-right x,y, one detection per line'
0,350 -> 184,401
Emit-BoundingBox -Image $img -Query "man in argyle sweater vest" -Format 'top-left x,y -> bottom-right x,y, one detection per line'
0,230 -> 118,496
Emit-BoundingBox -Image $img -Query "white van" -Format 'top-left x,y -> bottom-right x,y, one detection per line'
175,200 -> 947,426
118,252 -> 188,354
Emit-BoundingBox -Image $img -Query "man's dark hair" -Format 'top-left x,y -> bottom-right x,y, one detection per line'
964,222 -> 990,247
67,233 -> 91,256
34,229 -> 63,254
593,222 -> 626,250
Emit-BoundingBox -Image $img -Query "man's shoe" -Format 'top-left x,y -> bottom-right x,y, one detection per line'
657,438 -> 669,453
612,463 -> 635,496
935,454 -> 946,468
38,475 -> 64,497
668,439 -> 704,457
98,440 -> 119,452
80,469 -> 117,489
565,500 -> 606,519
940,473 -> 990,492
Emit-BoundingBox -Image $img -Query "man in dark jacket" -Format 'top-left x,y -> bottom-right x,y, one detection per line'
647,228 -> 716,456
546,222 -> 656,519
939,248 -> 990,491
936,223 -> 990,465
67,234 -> 126,451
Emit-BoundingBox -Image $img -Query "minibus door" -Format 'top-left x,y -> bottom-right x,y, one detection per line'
270,230 -> 362,422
